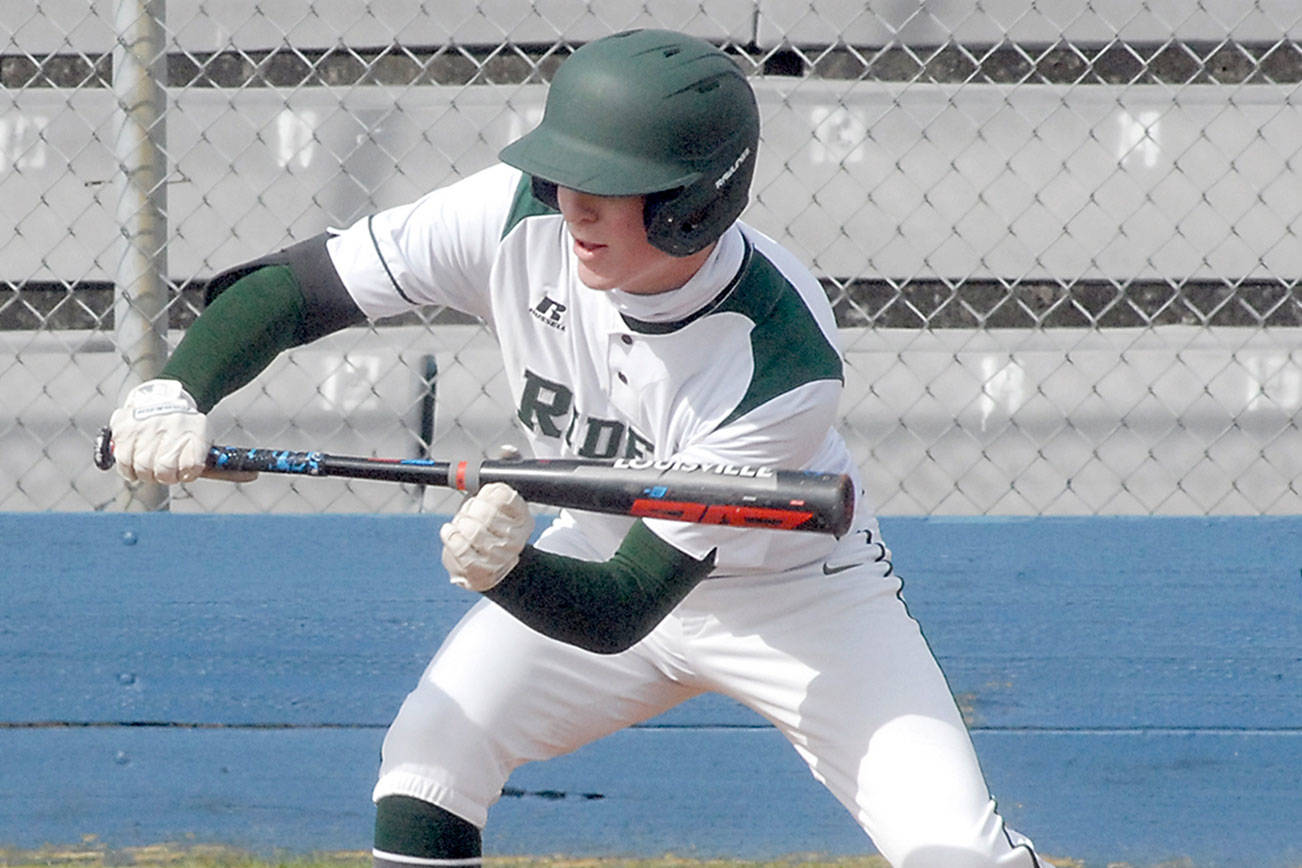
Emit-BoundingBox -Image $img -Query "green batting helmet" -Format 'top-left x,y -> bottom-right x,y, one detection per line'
499,29 -> 760,256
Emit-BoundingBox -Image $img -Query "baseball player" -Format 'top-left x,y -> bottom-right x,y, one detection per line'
108,29 -> 1050,868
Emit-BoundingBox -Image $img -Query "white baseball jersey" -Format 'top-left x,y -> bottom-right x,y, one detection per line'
327,162 -> 861,575
327,163 -> 1043,867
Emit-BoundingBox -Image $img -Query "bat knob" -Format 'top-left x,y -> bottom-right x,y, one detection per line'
93,426 -> 116,470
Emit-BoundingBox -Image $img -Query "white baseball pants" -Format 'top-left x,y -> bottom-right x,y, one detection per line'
375,521 -> 1043,868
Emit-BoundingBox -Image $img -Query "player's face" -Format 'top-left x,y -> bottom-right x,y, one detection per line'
556,186 -> 712,295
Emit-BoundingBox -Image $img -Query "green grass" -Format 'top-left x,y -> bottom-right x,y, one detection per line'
0,846 -> 896,868
3,845 -> 1257,868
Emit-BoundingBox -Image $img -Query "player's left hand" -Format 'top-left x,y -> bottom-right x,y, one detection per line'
109,378 -> 209,485
440,482 -> 533,592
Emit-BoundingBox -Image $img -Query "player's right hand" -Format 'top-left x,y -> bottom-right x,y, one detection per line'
108,378 -> 210,485
440,482 -> 534,592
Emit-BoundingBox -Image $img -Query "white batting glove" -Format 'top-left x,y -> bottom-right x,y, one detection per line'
440,482 -> 534,592
108,378 -> 209,485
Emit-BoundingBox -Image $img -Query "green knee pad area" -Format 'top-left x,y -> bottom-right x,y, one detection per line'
374,795 -> 481,860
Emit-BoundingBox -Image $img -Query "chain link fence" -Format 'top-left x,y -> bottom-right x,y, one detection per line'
2,1 -> 1300,514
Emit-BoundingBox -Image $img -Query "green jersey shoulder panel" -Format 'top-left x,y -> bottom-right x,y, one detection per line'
717,243 -> 843,426
502,172 -> 560,240
619,239 -> 843,429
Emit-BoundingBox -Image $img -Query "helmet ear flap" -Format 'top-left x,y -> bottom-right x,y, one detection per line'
531,176 -> 560,210
644,185 -> 715,256
644,143 -> 756,257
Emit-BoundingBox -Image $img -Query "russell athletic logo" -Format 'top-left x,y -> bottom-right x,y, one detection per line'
531,296 -> 567,330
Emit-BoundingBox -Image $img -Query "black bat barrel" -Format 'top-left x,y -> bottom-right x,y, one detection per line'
473,458 -> 854,536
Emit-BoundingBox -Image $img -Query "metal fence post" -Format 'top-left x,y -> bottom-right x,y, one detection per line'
112,0 -> 169,511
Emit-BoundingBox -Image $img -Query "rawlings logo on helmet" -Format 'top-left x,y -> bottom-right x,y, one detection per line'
716,147 -> 752,191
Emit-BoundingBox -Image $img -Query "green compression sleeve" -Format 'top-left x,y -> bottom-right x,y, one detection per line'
160,265 -> 309,413
483,520 -> 716,654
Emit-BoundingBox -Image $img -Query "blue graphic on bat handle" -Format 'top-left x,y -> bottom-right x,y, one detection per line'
212,447 -> 324,476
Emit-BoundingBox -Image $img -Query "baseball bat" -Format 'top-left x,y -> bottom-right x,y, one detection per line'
94,427 -> 854,536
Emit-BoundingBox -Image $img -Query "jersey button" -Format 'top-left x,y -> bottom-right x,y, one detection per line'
617,372 -> 628,383
620,334 -> 633,345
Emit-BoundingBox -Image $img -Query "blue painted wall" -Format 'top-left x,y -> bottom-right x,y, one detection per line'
1,513 -> 1299,866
